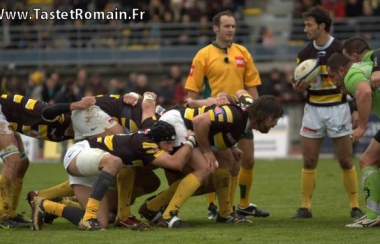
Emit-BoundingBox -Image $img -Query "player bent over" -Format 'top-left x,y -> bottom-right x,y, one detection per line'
32,121 -> 196,231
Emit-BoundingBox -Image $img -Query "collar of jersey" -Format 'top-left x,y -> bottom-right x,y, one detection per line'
212,41 -> 232,49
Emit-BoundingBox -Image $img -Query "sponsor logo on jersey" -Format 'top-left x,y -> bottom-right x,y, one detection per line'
214,106 -> 224,115
235,57 -> 245,67
188,65 -> 195,77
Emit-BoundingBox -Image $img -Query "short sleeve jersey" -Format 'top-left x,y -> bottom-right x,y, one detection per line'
179,94 -> 253,149
87,132 -> 165,167
185,43 -> 261,98
344,62 -> 380,117
297,37 -> 346,106
0,94 -> 71,141
95,95 -> 158,133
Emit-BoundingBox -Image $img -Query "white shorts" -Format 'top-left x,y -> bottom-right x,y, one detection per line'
0,106 -> 14,135
159,110 -> 187,148
300,103 -> 352,138
63,140 -> 110,187
71,105 -> 118,140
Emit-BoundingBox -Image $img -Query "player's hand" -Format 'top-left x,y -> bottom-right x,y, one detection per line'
370,71 -> 380,90
293,79 -> 310,93
202,150 -> 218,173
351,111 -> 359,129
123,92 -> 140,106
351,125 -> 366,143
215,96 -> 230,106
75,96 -> 96,109
231,147 -> 243,161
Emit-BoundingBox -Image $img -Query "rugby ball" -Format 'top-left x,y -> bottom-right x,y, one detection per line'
293,58 -> 320,84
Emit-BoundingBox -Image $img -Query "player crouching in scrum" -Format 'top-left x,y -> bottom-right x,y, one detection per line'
32,121 -> 196,231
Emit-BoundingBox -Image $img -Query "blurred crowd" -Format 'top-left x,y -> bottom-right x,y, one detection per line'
0,0 -> 248,49
0,64 -> 188,109
292,0 -> 380,41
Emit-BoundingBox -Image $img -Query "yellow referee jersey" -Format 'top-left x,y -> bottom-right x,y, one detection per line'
185,42 -> 261,98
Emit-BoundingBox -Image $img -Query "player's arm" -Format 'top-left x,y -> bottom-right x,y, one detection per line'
370,49 -> 380,89
42,96 -> 96,121
150,137 -> 195,170
352,82 -> 372,142
192,112 -> 212,153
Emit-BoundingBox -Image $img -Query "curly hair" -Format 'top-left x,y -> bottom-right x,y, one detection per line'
245,95 -> 283,123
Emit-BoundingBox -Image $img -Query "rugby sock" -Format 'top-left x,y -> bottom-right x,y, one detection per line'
42,199 -> 65,217
116,167 -> 136,221
42,199 -> 84,226
83,170 -> 114,221
213,168 -> 232,218
238,168 -> 254,207
206,192 -> 216,207
361,166 -> 380,220
11,177 -> 23,217
342,166 -> 360,208
62,206 -> 85,226
162,174 -> 201,219
147,180 -> 181,212
38,180 -> 74,199
230,176 -> 238,204
301,168 -> 316,210
0,175 -> 15,219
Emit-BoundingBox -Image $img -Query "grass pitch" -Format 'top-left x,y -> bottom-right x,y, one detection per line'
1,158 -> 376,244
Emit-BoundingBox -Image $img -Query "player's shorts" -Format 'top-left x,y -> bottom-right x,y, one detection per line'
71,105 -> 118,140
300,103 -> 352,138
0,105 -> 14,135
63,140 -> 110,187
159,109 -> 187,148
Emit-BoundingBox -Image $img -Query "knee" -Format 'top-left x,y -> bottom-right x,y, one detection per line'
302,155 -> 318,169
338,156 -> 353,170
105,157 -> 123,175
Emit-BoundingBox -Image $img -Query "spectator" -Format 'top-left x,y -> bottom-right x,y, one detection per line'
160,9 -> 177,46
173,76 -> 187,104
125,71 -> 138,92
168,64 -> 183,84
109,78 -> 127,95
154,75 -> 175,108
88,73 -> 108,95
7,75 -> 25,95
198,14 -> 212,46
25,70 -> 44,100
132,73 -> 151,96
75,67 -> 89,99
345,0 -> 364,17
258,68 -> 284,99
181,0 -> 203,22
69,19 -> 91,48
177,14 -> 197,45
41,72 -> 61,104
322,0 -> 346,19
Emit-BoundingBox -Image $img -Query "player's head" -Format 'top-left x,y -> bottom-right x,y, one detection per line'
302,6 -> 331,40
149,121 -> 176,152
342,37 -> 371,62
246,95 -> 283,134
326,53 -> 353,90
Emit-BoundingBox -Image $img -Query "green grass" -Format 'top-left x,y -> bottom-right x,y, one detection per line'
0,158 -> 376,244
